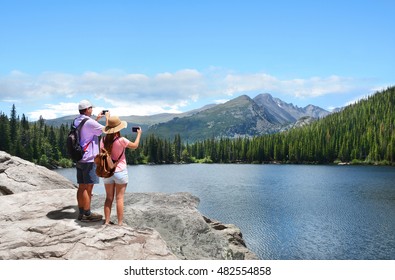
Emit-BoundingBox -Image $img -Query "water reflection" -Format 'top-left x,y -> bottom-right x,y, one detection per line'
55,164 -> 395,259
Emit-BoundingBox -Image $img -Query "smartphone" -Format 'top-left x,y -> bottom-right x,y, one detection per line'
102,110 -> 108,114
132,126 -> 140,132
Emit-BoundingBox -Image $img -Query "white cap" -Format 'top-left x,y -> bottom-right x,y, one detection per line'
78,100 -> 93,110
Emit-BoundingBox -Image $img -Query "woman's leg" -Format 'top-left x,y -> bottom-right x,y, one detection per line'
104,183 -> 115,224
115,183 -> 127,225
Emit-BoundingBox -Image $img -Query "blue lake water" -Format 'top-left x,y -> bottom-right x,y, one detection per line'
55,164 -> 395,260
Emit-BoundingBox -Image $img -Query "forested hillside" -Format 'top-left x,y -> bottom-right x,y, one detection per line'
215,86 -> 394,164
0,107 -> 72,167
184,86 -> 394,164
0,86 -> 394,167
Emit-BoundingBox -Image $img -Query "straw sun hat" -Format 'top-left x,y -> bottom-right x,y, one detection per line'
102,116 -> 127,134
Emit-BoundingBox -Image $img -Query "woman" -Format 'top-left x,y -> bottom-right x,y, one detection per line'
101,115 -> 142,225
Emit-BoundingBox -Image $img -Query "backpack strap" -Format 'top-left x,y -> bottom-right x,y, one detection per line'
73,117 -> 90,130
114,148 -> 124,163
102,136 -> 125,163
74,117 -> 92,151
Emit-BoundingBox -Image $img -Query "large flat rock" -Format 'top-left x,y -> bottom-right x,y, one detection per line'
0,189 -> 176,260
91,192 -> 258,260
0,151 -> 76,195
0,151 -> 258,260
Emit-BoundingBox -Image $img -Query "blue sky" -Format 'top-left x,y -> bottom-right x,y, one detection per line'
0,0 -> 394,120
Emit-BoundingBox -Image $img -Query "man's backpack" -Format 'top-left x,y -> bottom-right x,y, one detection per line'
66,118 -> 90,162
94,138 -> 124,178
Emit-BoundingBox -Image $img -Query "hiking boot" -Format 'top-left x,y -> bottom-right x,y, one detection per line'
77,213 -> 83,221
81,212 -> 103,222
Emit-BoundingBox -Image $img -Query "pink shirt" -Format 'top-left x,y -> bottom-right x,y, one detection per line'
100,137 -> 130,172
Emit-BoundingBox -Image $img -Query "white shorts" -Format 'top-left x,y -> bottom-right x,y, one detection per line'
103,169 -> 129,185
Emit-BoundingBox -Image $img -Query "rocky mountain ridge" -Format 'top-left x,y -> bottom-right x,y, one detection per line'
44,93 -> 330,142
149,93 -> 329,141
253,93 -> 329,124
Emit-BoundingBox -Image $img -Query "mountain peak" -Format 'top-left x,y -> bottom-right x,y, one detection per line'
221,95 -> 253,108
230,94 -> 253,102
253,93 -> 329,124
254,93 -> 274,102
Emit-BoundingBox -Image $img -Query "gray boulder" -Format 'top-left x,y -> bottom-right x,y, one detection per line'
0,151 -> 76,195
0,189 -> 176,260
91,192 -> 258,260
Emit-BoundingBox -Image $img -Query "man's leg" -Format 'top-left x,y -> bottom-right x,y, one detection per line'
77,162 -> 102,222
77,183 -> 93,209
79,183 -> 102,222
77,184 -> 91,219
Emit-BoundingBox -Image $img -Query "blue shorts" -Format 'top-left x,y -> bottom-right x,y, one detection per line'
76,162 -> 99,184
103,169 -> 129,185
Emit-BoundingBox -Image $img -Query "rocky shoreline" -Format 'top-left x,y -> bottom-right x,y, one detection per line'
0,151 -> 257,260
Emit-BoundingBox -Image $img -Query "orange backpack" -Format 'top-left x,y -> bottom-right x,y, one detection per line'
94,138 -> 124,178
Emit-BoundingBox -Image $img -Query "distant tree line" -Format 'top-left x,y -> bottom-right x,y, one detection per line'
129,86 -> 395,165
0,104 -> 71,168
0,87 -> 394,168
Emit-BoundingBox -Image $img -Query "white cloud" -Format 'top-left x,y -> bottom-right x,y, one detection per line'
341,86 -> 389,107
222,73 -> 358,98
27,102 -> 82,120
29,109 -> 59,121
0,69 -> 380,120
223,73 -> 278,95
100,98 -> 185,117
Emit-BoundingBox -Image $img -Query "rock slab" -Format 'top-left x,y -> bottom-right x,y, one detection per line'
91,192 -> 258,260
0,189 -> 176,260
0,151 -> 76,195
0,151 -> 258,260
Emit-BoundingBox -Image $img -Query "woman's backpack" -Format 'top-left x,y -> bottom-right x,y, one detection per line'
94,138 -> 124,178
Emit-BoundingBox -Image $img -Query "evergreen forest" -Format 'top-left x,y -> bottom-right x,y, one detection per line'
0,86 -> 394,168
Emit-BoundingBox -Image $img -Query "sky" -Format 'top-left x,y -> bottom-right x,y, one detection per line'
0,0 -> 394,121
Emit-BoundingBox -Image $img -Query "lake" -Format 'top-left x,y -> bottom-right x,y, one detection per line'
55,164 -> 395,260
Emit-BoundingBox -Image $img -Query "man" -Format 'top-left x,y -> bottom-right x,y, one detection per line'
75,100 -> 105,222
